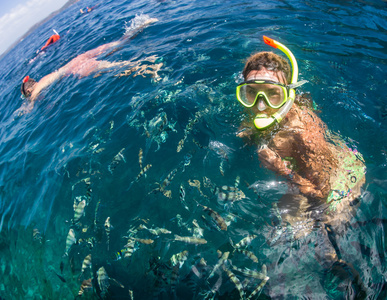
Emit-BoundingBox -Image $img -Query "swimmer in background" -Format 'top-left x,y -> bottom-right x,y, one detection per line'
21,16 -> 160,105
80,5 -> 97,14
40,30 -> 60,51
236,36 -> 366,296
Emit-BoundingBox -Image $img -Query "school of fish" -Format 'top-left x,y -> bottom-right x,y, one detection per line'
48,110 -> 271,299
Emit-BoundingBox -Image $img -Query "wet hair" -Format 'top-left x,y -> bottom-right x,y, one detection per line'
21,77 -> 37,97
242,51 -> 291,84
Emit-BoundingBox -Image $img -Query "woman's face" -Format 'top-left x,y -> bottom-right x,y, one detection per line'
245,68 -> 285,116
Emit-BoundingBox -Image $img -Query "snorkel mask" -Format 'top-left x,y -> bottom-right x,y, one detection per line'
236,36 -> 306,130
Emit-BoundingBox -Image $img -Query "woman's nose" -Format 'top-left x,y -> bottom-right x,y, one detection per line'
257,98 -> 267,111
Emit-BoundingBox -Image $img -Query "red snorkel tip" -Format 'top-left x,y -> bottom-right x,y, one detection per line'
23,75 -> 29,83
263,36 -> 277,48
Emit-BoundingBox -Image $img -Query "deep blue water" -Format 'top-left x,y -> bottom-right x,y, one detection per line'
0,0 -> 387,299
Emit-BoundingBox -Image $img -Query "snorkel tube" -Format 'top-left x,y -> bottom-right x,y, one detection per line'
253,36 -> 299,130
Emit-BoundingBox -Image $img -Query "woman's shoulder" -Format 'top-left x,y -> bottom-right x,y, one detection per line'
283,103 -> 326,134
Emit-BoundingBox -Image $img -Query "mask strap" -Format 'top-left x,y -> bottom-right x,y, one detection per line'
288,80 -> 308,89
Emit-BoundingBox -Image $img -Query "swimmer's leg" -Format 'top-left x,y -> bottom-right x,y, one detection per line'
116,56 -> 163,80
94,55 -> 163,80
315,225 -> 367,299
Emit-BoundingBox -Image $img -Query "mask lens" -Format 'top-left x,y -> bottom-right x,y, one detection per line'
237,84 -> 255,106
260,84 -> 285,106
237,82 -> 286,108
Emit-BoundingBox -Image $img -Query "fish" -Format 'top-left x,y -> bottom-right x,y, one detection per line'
246,266 -> 269,300
126,225 -> 139,238
65,228 -> 76,256
97,266 -> 110,297
203,176 -> 215,189
60,261 -> 64,274
137,224 -> 147,231
230,264 -> 267,280
84,237 -> 96,250
215,185 -> 245,203
173,214 -> 191,231
177,112 -> 201,152
200,215 -> 221,232
199,203 -> 227,231
78,278 -> 92,297
177,138 -> 185,152
94,199 -> 101,229
202,274 -> 222,299
135,164 -> 152,182
143,111 -> 175,151
222,265 -> 245,299
138,148 -> 143,169
170,250 -> 189,268
192,138 -> 208,150
192,219 -> 204,238
150,168 -> 178,195
235,176 -> 240,189
192,258 -> 208,279
181,153 -> 193,172
189,179 -> 207,198
73,177 -> 92,199
81,254 -> 92,275
174,234 -> 207,245
208,251 -> 229,279
183,258 -> 208,296
83,178 -> 92,200
132,237 -> 154,244
147,227 -> 172,235
122,238 -> 136,258
208,140 -> 231,161
179,184 -> 189,211
185,112 -> 200,136
33,228 -> 42,243
51,268 -> 66,283
95,147 -> 105,154
108,148 -> 126,174
223,213 -> 237,227
234,248 -> 258,263
105,217 -> 112,251
268,226 -> 286,247
111,251 -> 123,261
162,190 -> 172,198
72,177 -> 92,204
233,234 -> 258,248
89,143 -> 100,152
219,160 -> 225,176
73,199 -> 86,224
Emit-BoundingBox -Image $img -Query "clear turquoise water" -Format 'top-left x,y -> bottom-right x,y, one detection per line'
0,0 -> 386,299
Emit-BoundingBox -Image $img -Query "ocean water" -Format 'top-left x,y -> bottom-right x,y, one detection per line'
0,0 -> 387,299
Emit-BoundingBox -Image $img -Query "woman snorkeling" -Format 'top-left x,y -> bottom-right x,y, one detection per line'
237,36 -> 367,297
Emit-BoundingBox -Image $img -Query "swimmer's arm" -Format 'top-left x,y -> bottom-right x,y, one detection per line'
236,127 -> 254,139
258,146 -> 293,176
30,71 -> 62,101
258,146 -> 325,198
236,120 -> 255,139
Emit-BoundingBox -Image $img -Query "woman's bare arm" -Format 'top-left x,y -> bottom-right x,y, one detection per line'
258,106 -> 333,199
30,71 -> 62,101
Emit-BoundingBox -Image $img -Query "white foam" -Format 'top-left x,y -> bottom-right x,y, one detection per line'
124,14 -> 158,37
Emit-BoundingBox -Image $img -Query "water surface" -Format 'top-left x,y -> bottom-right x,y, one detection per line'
0,0 -> 386,299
